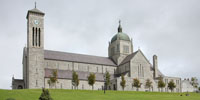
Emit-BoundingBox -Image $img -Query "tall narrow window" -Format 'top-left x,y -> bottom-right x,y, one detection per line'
123,45 -> 129,53
111,47 -> 115,55
36,80 -> 38,87
82,84 -> 84,90
32,27 -> 34,46
140,65 -> 141,77
39,28 -> 41,47
117,44 -> 120,52
138,64 -> 144,77
46,62 -> 49,67
142,66 -> 144,77
36,28 -> 38,46
36,68 -> 38,74
138,66 -> 139,77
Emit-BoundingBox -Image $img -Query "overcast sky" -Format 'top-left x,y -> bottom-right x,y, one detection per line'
0,0 -> 200,89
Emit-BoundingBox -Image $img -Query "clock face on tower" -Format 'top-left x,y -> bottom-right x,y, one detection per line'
34,20 -> 39,25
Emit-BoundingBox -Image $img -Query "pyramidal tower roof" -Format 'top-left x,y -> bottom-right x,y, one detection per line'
26,2 -> 45,19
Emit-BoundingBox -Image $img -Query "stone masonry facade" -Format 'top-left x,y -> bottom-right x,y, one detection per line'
12,6 -> 182,92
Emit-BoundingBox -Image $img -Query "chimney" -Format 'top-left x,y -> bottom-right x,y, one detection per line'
153,55 -> 158,78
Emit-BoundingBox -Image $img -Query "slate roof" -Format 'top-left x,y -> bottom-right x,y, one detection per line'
13,79 -> 24,82
45,68 -> 115,81
26,8 -> 45,18
120,51 -> 138,65
44,50 -> 117,66
28,8 -> 45,14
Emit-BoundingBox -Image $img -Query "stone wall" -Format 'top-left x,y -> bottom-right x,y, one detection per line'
27,48 -> 44,89
44,78 -> 104,90
162,76 -> 181,92
44,59 -> 117,74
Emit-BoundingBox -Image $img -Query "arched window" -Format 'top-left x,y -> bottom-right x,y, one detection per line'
138,64 -> 144,77
32,27 -> 34,46
39,28 -> 41,47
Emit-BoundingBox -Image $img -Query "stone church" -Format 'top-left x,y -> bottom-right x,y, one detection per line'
12,6 -> 182,92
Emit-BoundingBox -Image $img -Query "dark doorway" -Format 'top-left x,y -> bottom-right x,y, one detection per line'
113,84 -> 116,90
18,85 -> 23,89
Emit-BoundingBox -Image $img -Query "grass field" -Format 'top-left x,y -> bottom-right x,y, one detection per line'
0,89 -> 200,100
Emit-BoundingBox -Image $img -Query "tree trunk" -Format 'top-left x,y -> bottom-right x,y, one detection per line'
92,85 -> 94,90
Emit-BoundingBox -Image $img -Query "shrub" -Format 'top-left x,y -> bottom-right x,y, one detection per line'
39,88 -> 53,100
6,98 -> 15,100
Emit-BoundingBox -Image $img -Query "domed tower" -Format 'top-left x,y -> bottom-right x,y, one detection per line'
108,21 -> 133,65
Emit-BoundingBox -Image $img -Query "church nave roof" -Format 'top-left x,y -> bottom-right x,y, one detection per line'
44,50 -> 117,66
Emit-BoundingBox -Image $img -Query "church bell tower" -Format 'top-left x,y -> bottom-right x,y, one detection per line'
108,21 -> 133,65
26,3 -> 45,89
27,3 -> 45,48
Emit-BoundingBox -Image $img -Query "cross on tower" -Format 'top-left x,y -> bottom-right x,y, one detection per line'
35,2 -> 37,8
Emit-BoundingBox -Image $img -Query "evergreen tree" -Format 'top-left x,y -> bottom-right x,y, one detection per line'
168,80 -> 176,92
120,75 -> 126,91
133,78 -> 141,91
88,73 -> 96,90
158,76 -> 165,92
49,69 -> 58,89
39,88 -> 53,100
72,71 -> 79,89
105,71 -> 110,90
145,79 -> 152,91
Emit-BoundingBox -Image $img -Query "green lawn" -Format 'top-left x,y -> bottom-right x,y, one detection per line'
0,89 -> 200,100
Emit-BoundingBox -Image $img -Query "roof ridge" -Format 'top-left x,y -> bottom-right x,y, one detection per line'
44,49 -> 110,59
